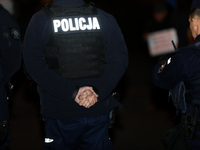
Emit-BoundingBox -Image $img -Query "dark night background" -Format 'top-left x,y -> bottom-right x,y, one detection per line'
2,0 -> 194,149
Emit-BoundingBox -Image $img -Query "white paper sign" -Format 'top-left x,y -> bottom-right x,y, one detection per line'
147,28 -> 178,57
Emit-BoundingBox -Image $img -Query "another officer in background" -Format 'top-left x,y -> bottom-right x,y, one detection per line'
0,3 -> 22,148
152,0 -> 200,149
23,0 -> 128,149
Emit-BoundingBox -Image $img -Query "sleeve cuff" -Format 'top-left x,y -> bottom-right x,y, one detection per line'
71,86 -> 80,100
93,86 -> 99,94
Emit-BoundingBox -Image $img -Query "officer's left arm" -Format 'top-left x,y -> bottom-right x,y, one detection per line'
152,50 -> 186,89
83,14 -> 128,101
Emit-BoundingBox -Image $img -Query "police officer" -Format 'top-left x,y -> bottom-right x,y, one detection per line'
23,0 -> 128,149
152,0 -> 200,149
0,3 -> 22,148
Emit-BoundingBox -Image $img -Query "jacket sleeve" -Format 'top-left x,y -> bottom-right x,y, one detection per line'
23,12 -> 76,103
1,28 -> 22,84
0,7 -> 22,84
0,64 -> 8,121
152,50 -> 186,89
80,13 -> 129,101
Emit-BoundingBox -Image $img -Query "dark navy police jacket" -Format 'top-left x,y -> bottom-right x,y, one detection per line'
23,0 -> 128,119
0,4 -> 22,121
153,35 -> 200,118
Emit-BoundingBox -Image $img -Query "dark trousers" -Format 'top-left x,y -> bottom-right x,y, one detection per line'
44,114 -> 112,150
187,131 -> 200,150
0,134 -> 10,150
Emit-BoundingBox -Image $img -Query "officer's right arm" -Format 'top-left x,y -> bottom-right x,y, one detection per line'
23,12 -> 77,103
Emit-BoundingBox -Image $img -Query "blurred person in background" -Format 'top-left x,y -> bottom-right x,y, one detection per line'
143,1 -> 173,111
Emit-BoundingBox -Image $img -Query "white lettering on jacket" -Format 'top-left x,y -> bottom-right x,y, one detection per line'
53,17 -> 100,33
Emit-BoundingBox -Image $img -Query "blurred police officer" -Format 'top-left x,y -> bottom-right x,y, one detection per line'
152,0 -> 200,149
23,0 -> 128,149
0,2 -> 22,148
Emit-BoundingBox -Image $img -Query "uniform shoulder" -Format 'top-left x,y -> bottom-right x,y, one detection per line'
0,5 -> 16,24
97,8 -> 116,20
31,10 -> 46,20
177,47 -> 188,53
176,45 -> 200,58
96,8 -> 119,30
28,9 -> 48,28
97,8 -> 110,15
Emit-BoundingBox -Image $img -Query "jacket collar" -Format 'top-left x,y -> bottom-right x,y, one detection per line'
53,0 -> 85,7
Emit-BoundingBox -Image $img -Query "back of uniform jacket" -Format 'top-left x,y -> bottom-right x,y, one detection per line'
23,0 -> 128,119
